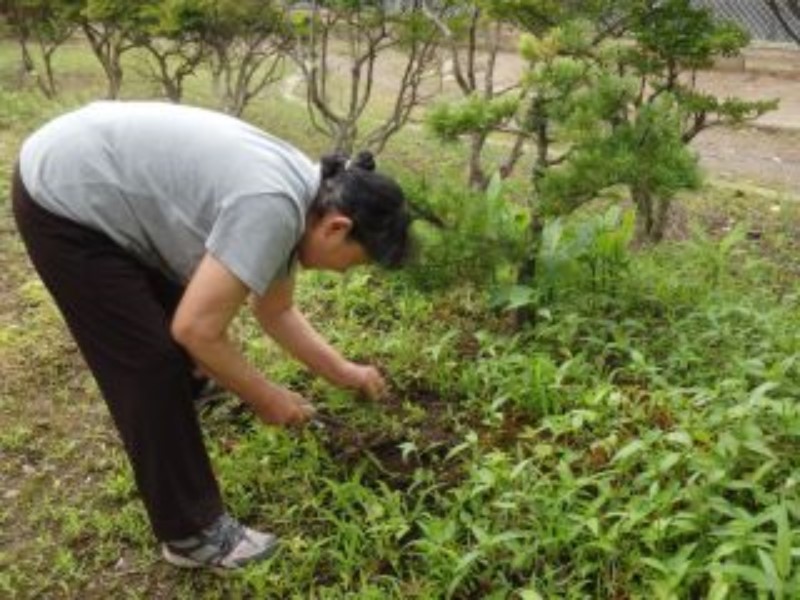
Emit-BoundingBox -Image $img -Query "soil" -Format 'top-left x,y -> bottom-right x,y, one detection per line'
313,382 -> 465,486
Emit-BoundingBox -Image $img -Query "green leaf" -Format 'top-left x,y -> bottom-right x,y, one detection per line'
748,381 -> 780,404
506,286 -> 536,310
719,563 -> 771,590
665,430 -> 693,448
707,577 -> 730,600
757,549 -> 783,595
774,502 -> 792,580
611,439 -> 646,464
486,171 -> 503,205
658,452 -> 681,474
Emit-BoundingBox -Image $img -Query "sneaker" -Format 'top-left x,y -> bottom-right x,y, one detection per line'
162,514 -> 279,571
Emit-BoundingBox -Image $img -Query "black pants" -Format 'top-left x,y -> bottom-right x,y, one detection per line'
11,167 -> 223,541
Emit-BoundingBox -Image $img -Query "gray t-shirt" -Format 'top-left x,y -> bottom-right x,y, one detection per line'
20,101 -> 320,295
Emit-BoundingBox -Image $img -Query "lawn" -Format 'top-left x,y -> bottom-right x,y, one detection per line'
1,40 -> 799,599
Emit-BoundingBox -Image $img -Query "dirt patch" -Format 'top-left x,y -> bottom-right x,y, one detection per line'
313,383 -> 466,486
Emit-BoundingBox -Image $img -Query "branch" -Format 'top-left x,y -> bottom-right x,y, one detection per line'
547,149 -> 573,168
499,131 -> 528,179
462,7 -> 480,92
421,0 -> 471,94
682,111 -> 709,144
420,0 -> 451,37
484,19 -> 501,97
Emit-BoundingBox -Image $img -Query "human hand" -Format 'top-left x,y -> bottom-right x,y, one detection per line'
338,362 -> 388,401
253,387 -> 316,426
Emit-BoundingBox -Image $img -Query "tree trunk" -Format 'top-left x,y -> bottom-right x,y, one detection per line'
632,184 -> 671,243
334,122 -> 357,155
210,47 -> 226,102
93,44 -> 123,99
651,195 -> 672,243
164,79 -> 181,103
500,132 -> 527,181
468,131 -> 489,190
42,49 -> 57,97
633,184 -> 653,241
18,38 -> 56,98
106,61 -> 123,99
514,217 -> 544,328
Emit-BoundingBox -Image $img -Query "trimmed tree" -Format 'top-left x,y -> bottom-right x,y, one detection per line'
133,0 -> 207,103
199,0 -> 290,117
4,0 -> 80,98
621,0 -> 777,240
430,0 -> 775,243
424,1 -> 528,190
288,0 -> 442,155
427,0 -> 776,323
79,0 -> 144,98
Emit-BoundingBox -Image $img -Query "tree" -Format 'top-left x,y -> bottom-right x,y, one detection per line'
133,0 -> 207,103
430,1 -> 775,242
621,0 -> 776,240
424,1 -> 529,190
427,0 -> 776,324
4,0 -> 79,98
199,0 -> 290,117
289,0 -> 442,155
79,0 -> 144,98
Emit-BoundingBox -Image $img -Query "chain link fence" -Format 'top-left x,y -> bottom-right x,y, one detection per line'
386,1 -> 800,45
694,0 -> 800,43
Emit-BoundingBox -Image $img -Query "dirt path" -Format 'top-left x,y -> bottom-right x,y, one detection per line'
694,126 -> 800,193
690,70 -> 800,194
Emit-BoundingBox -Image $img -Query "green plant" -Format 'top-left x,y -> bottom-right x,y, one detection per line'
402,173 -> 528,290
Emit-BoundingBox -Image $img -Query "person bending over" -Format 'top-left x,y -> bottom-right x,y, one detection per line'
11,101 -> 412,571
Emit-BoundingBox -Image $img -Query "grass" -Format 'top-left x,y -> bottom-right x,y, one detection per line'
1,39 -> 799,598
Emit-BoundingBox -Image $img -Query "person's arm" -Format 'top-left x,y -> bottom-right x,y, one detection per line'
252,276 -> 387,400
171,253 -> 314,425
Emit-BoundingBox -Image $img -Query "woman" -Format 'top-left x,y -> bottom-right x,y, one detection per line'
11,101 -> 412,571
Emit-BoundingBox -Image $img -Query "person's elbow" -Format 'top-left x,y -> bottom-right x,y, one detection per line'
170,315 -> 222,353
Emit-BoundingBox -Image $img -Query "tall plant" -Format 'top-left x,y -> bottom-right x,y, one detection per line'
621,0 -> 777,241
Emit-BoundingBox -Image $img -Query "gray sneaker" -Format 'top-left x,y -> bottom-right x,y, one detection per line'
162,514 -> 278,571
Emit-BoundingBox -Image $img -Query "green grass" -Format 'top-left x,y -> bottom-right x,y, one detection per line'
1,39 -> 799,598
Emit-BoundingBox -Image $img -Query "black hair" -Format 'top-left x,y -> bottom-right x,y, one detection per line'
311,150 -> 412,269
